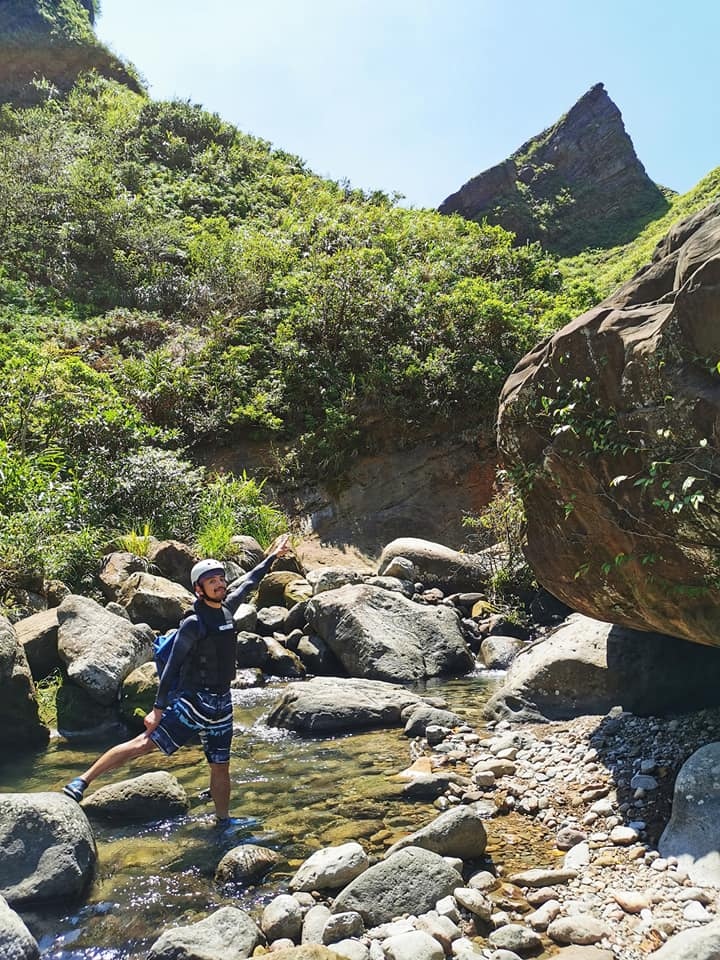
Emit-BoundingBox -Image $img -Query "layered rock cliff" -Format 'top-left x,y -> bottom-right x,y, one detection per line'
439,83 -> 669,256
0,0 -> 143,105
497,199 -> 720,647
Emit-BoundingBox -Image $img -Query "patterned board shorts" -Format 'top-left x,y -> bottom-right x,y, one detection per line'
151,689 -> 233,765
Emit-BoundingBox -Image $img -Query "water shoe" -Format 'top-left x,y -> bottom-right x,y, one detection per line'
62,777 -> 88,802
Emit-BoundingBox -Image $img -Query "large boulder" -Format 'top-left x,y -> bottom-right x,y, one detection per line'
331,846 -> 462,926
0,794 -> 96,905
57,595 -> 153,705
0,617 -> 49,752
97,551 -> 148,601
79,771 -> 189,822
116,571 -> 194,630
14,608 -> 60,680
659,743 -> 720,885
378,538 -> 493,593
497,199 -> 720,648
147,539 -> 196,590
290,843 -> 370,893
306,584 -> 473,682
483,613 -> 720,723
266,676 -> 427,733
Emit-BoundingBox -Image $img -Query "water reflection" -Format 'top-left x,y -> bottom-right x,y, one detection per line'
1,674 -> 500,958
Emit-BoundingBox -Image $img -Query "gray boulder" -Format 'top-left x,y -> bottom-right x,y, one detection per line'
147,905 -> 263,960
331,846 -> 463,926
313,568 -> 370,595
290,842 -> 370,892
484,613 -> 720,723
14,608 -> 60,680
0,618 -> 49,752
384,803 -> 488,859
0,895 -> 39,960
261,893 -> 303,943
57,595 -> 153,705
651,919 -> 720,959
306,584 -> 473,682
480,635 -> 525,670
266,676 -> 426,733
117,571 -> 194,630
80,771 -> 188,822
659,743 -> 720,884
0,794 -> 96,905
378,538 -> 492,592
402,704 -> 462,737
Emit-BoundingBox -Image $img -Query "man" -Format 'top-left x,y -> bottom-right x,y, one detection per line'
62,533 -> 292,825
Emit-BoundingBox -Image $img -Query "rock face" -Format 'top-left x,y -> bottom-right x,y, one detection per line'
497,199 -> 720,647
0,0 -> 142,106
440,83 -> 668,256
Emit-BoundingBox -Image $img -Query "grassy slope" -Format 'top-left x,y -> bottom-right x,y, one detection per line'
560,166 -> 720,297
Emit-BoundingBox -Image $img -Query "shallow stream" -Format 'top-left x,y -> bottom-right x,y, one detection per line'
0,672 -> 555,959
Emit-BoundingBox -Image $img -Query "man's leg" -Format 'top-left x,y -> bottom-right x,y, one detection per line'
64,732 -> 159,800
209,761 -> 230,820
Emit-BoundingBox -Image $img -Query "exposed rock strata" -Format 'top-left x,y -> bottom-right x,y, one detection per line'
440,83 -> 668,255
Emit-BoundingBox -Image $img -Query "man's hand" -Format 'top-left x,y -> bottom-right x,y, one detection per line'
144,707 -> 163,732
270,533 -> 292,557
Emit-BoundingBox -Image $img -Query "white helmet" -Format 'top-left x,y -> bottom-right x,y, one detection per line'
190,558 -> 225,588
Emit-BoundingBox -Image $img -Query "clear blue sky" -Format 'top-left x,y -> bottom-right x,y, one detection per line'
96,0 -> 720,209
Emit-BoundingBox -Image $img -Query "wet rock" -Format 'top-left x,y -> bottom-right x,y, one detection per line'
80,771 -> 188,821
402,704 -> 462,737
215,844 -> 282,885
266,677 -> 426,733
384,803 -> 488,859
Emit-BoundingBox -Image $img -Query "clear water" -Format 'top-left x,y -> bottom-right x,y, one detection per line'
0,672 -> 548,959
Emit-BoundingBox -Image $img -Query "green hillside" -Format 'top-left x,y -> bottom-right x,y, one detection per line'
0,73 -> 600,612
560,166 -> 720,296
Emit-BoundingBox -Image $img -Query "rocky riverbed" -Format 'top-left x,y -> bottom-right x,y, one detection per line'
394,702 -> 720,959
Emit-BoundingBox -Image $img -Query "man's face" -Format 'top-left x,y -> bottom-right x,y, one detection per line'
198,572 -> 227,602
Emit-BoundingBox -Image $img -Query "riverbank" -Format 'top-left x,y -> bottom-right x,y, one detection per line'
408,702 -> 720,958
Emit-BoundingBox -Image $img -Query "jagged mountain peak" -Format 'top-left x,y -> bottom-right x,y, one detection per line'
439,83 -> 671,256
